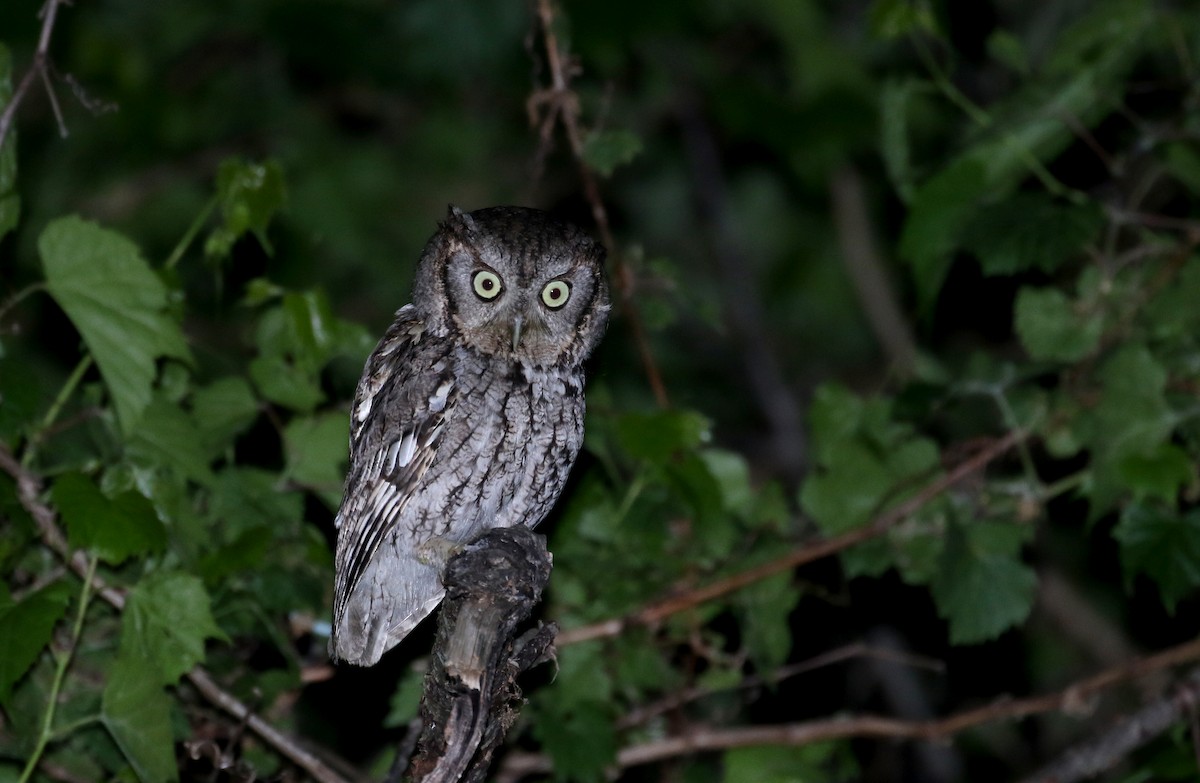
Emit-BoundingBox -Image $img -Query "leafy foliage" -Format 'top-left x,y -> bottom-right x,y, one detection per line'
2,1 -> 1200,782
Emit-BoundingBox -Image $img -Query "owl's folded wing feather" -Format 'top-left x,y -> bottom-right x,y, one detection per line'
332,306 -> 457,624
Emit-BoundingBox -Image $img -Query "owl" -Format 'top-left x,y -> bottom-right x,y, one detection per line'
330,205 -> 610,666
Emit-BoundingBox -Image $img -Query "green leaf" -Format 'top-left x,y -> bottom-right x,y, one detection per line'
126,397 -> 216,486
0,582 -> 71,705
800,385 -> 941,536
737,572 -> 800,673
206,158 -> 286,258
868,0 -> 939,39
1162,143 -> 1200,193
614,409 -> 711,462
283,411 -> 350,507
1114,503 -> 1200,613
0,44 -> 18,242
53,473 -> 167,566
1081,345 -> 1175,513
206,466 -> 304,540
102,649 -> 178,783
196,525 -> 274,584
120,571 -> 226,685
898,159 -> 987,313
555,642 -> 614,707
383,665 -> 425,728
40,216 -> 191,433
879,78 -> 923,203
987,29 -> 1029,74
533,701 -> 616,783
247,289 -> 368,412
1014,286 -> 1102,362
583,129 -> 643,177
248,355 -> 324,412
698,448 -> 755,519
931,522 -> 1036,644
1117,443 -> 1194,504
191,376 -> 259,456
1145,256 -> 1200,340
724,743 -> 857,783
280,290 -> 343,369
962,194 -> 1102,276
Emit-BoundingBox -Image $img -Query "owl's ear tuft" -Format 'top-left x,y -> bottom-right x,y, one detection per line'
445,204 -> 477,234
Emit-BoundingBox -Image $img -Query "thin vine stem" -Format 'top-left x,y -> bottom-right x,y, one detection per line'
909,33 -> 1087,204
18,555 -> 98,783
0,282 -> 47,325
22,353 -> 94,468
163,195 -> 217,270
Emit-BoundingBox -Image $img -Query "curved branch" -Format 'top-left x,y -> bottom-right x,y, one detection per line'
529,0 -> 669,408
497,638 -> 1200,782
0,0 -> 69,149
0,444 -> 352,783
557,430 -> 1026,646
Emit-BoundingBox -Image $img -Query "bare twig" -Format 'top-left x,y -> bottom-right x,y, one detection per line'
497,638 -> 1200,781
0,0 -> 70,150
1020,668 -> 1200,783
617,641 -> 944,731
830,166 -> 919,376
557,429 -> 1026,646
528,0 -> 670,408
0,444 -> 352,783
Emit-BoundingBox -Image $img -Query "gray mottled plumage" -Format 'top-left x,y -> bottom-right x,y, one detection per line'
330,205 -> 610,666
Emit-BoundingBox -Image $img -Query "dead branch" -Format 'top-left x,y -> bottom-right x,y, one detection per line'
557,429 -> 1026,646
528,0 -> 669,408
830,166 -> 919,376
401,526 -> 555,783
0,443 -> 353,783
496,637 -> 1200,782
617,640 -> 944,731
1019,668 -> 1200,783
0,0 -> 70,149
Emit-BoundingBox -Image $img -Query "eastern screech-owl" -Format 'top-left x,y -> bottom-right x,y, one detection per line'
330,205 -> 610,666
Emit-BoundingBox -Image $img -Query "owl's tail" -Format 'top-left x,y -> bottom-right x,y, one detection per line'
329,553 -> 446,666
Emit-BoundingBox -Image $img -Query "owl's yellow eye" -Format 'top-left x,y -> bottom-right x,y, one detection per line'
541,280 -> 571,309
472,270 -> 503,300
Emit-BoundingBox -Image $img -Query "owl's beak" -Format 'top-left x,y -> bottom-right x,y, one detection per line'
511,316 -> 523,351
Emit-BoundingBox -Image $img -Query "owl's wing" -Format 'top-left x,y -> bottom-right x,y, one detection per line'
332,305 -> 457,624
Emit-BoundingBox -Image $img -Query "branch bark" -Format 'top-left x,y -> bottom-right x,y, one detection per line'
1020,668 -> 1200,783
830,166 -> 919,376
401,527 -> 555,783
528,0 -> 669,409
557,429 -> 1025,646
497,637 -> 1200,782
0,444 -> 352,783
0,0 -> 70,150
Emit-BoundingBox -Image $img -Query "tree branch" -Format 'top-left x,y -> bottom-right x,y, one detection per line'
528,0 -> 670,408
557,429 -> 1026,646
0,443 -> 353,783
830,166 -> 919,376
401,527 -> 555,783
1020,668 -> 1200,783
497,637 -> 1200,781
0,0 -> 70,150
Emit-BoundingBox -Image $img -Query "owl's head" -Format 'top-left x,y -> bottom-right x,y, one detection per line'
413,205 -> 610,369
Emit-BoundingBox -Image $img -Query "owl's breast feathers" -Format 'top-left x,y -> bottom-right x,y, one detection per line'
331,304 -> 587,663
